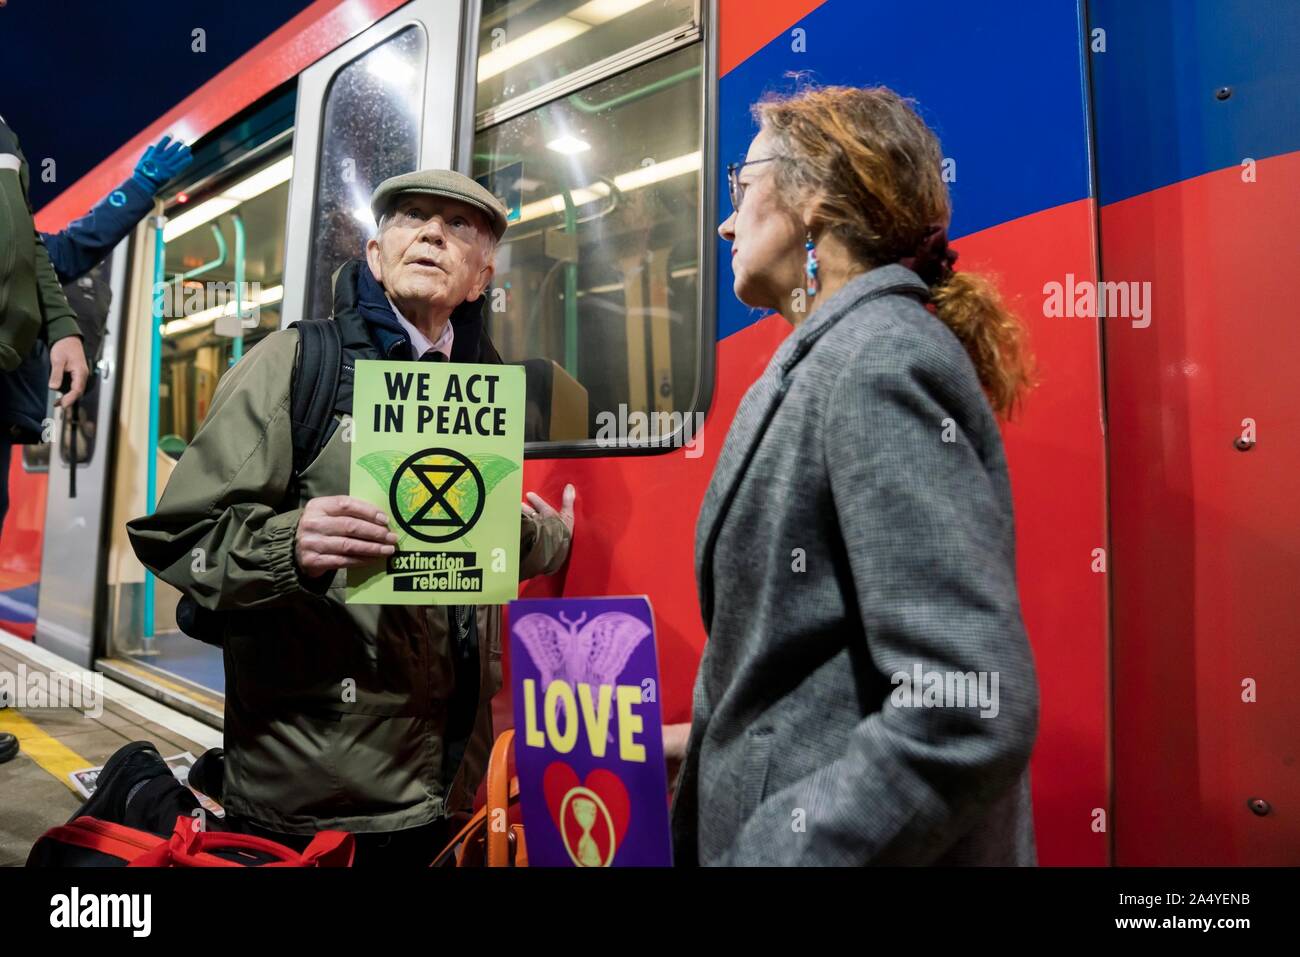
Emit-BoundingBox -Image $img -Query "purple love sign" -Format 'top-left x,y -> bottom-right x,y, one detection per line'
509,596 -> 672,867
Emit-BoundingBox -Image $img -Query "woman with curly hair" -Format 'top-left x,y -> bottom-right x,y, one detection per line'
670,85 -> 1040,866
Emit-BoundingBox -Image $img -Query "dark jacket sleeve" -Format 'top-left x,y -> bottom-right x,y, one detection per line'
40,176 -> 155,284
519,509 -> 570,580
0,116 -> 80,345
33,234 -> 80,343
720,329 -> 1040,866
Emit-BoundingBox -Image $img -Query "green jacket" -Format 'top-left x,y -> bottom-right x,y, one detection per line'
0,115 -> 80,371
126,275 -> 568,835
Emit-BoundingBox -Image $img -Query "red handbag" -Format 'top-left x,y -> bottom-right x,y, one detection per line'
28,815 -> 354,867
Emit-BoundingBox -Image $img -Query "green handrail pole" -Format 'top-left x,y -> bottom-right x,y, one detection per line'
231,213 -> 246,364
174,224 -> 227,282
568,65 -> 701,114
143,215 -> 167,644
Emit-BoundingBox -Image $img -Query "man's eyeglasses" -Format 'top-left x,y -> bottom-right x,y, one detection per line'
726,157 -> 782,211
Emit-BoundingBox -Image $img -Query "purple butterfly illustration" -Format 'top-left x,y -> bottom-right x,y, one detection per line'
513,610 -> 651,732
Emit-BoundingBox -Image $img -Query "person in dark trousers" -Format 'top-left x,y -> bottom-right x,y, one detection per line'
0,129 -> 191,766
0,112 -> 88,529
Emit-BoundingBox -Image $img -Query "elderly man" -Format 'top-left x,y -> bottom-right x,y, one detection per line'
116,170 -> 574,866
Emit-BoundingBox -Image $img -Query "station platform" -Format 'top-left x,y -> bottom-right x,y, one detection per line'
0,628 -> 222,867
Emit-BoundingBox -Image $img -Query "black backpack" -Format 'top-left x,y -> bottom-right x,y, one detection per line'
174,320 -> 346,646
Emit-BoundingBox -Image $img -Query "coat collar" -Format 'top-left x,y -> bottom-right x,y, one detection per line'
328,258 -> 497,364
695,264 -> 930,629
769,263 -> 930,377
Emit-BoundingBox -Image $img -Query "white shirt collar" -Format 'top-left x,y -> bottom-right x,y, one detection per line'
386,295 -> 454,360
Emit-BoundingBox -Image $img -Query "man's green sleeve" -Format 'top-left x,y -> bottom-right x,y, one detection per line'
14,130 -> 80,343
126,329 -> 325,610
33,228 -> 80,343
519,510 -> 570,580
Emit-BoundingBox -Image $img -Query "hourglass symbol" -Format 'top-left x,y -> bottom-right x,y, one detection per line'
543,762 -> 632,866
559,786 -> 616,867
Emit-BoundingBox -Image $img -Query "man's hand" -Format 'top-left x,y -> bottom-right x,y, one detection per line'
295,495 -> 397,578
521,483 -> 576,574
522,483 -> 576,535
49,336 -> 89,409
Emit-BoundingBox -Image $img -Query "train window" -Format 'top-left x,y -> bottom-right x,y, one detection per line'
473,38 -> 705,448
20,418 -> 50,470
307,25 -> 427,321
156,151 -> 292,446
20,443 -> 48,472
477,0 -> 698,120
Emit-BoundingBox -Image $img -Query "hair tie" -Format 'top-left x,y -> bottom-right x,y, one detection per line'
899,224 -> 958,285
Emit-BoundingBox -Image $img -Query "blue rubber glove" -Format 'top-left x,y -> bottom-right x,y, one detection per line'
132,135 -> 193,194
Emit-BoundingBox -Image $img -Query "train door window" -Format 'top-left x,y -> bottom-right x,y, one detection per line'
20,443 -> 48,472
19,398 -> 50,471
472,0 -> 708,449
306,26 -> 427,321
156,151 -> 292,447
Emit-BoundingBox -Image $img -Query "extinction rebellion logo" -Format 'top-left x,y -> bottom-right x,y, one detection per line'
377,446 -> 495,593
390,447 -> 485,543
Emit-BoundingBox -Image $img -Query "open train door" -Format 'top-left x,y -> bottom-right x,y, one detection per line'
35,249 -> 131,668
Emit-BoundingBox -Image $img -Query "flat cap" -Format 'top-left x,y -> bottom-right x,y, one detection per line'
370,169 -> 510,240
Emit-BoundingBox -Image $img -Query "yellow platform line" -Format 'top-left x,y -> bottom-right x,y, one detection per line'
101,658 -> 223,712
0,707 -> 91,793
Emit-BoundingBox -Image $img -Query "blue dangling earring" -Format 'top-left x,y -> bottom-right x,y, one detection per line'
804,231 -> 820,297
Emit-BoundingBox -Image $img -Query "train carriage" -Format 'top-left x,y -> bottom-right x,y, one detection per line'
1,0 -> 1295,867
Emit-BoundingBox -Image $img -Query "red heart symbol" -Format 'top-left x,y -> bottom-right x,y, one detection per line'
542,762 -> 632,866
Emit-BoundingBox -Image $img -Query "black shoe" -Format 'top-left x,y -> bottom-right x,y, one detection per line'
0,732 -> 17,764
69,740 -> 170,824
188,748 -> 224,802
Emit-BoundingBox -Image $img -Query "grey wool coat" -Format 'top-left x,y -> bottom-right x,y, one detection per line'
670,264 -> 1040,866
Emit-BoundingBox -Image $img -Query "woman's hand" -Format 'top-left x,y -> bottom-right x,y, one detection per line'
663,722 -> 692,790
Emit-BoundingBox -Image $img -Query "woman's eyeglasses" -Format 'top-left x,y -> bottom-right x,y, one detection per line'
726,157 -> 781,211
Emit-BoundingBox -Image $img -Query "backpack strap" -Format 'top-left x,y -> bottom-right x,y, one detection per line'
288,319 -> 343,476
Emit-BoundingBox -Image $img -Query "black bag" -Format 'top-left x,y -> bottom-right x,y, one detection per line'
175,320 -> 345,646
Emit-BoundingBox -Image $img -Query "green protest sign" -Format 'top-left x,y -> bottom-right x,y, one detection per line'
346,360 -> 525,605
